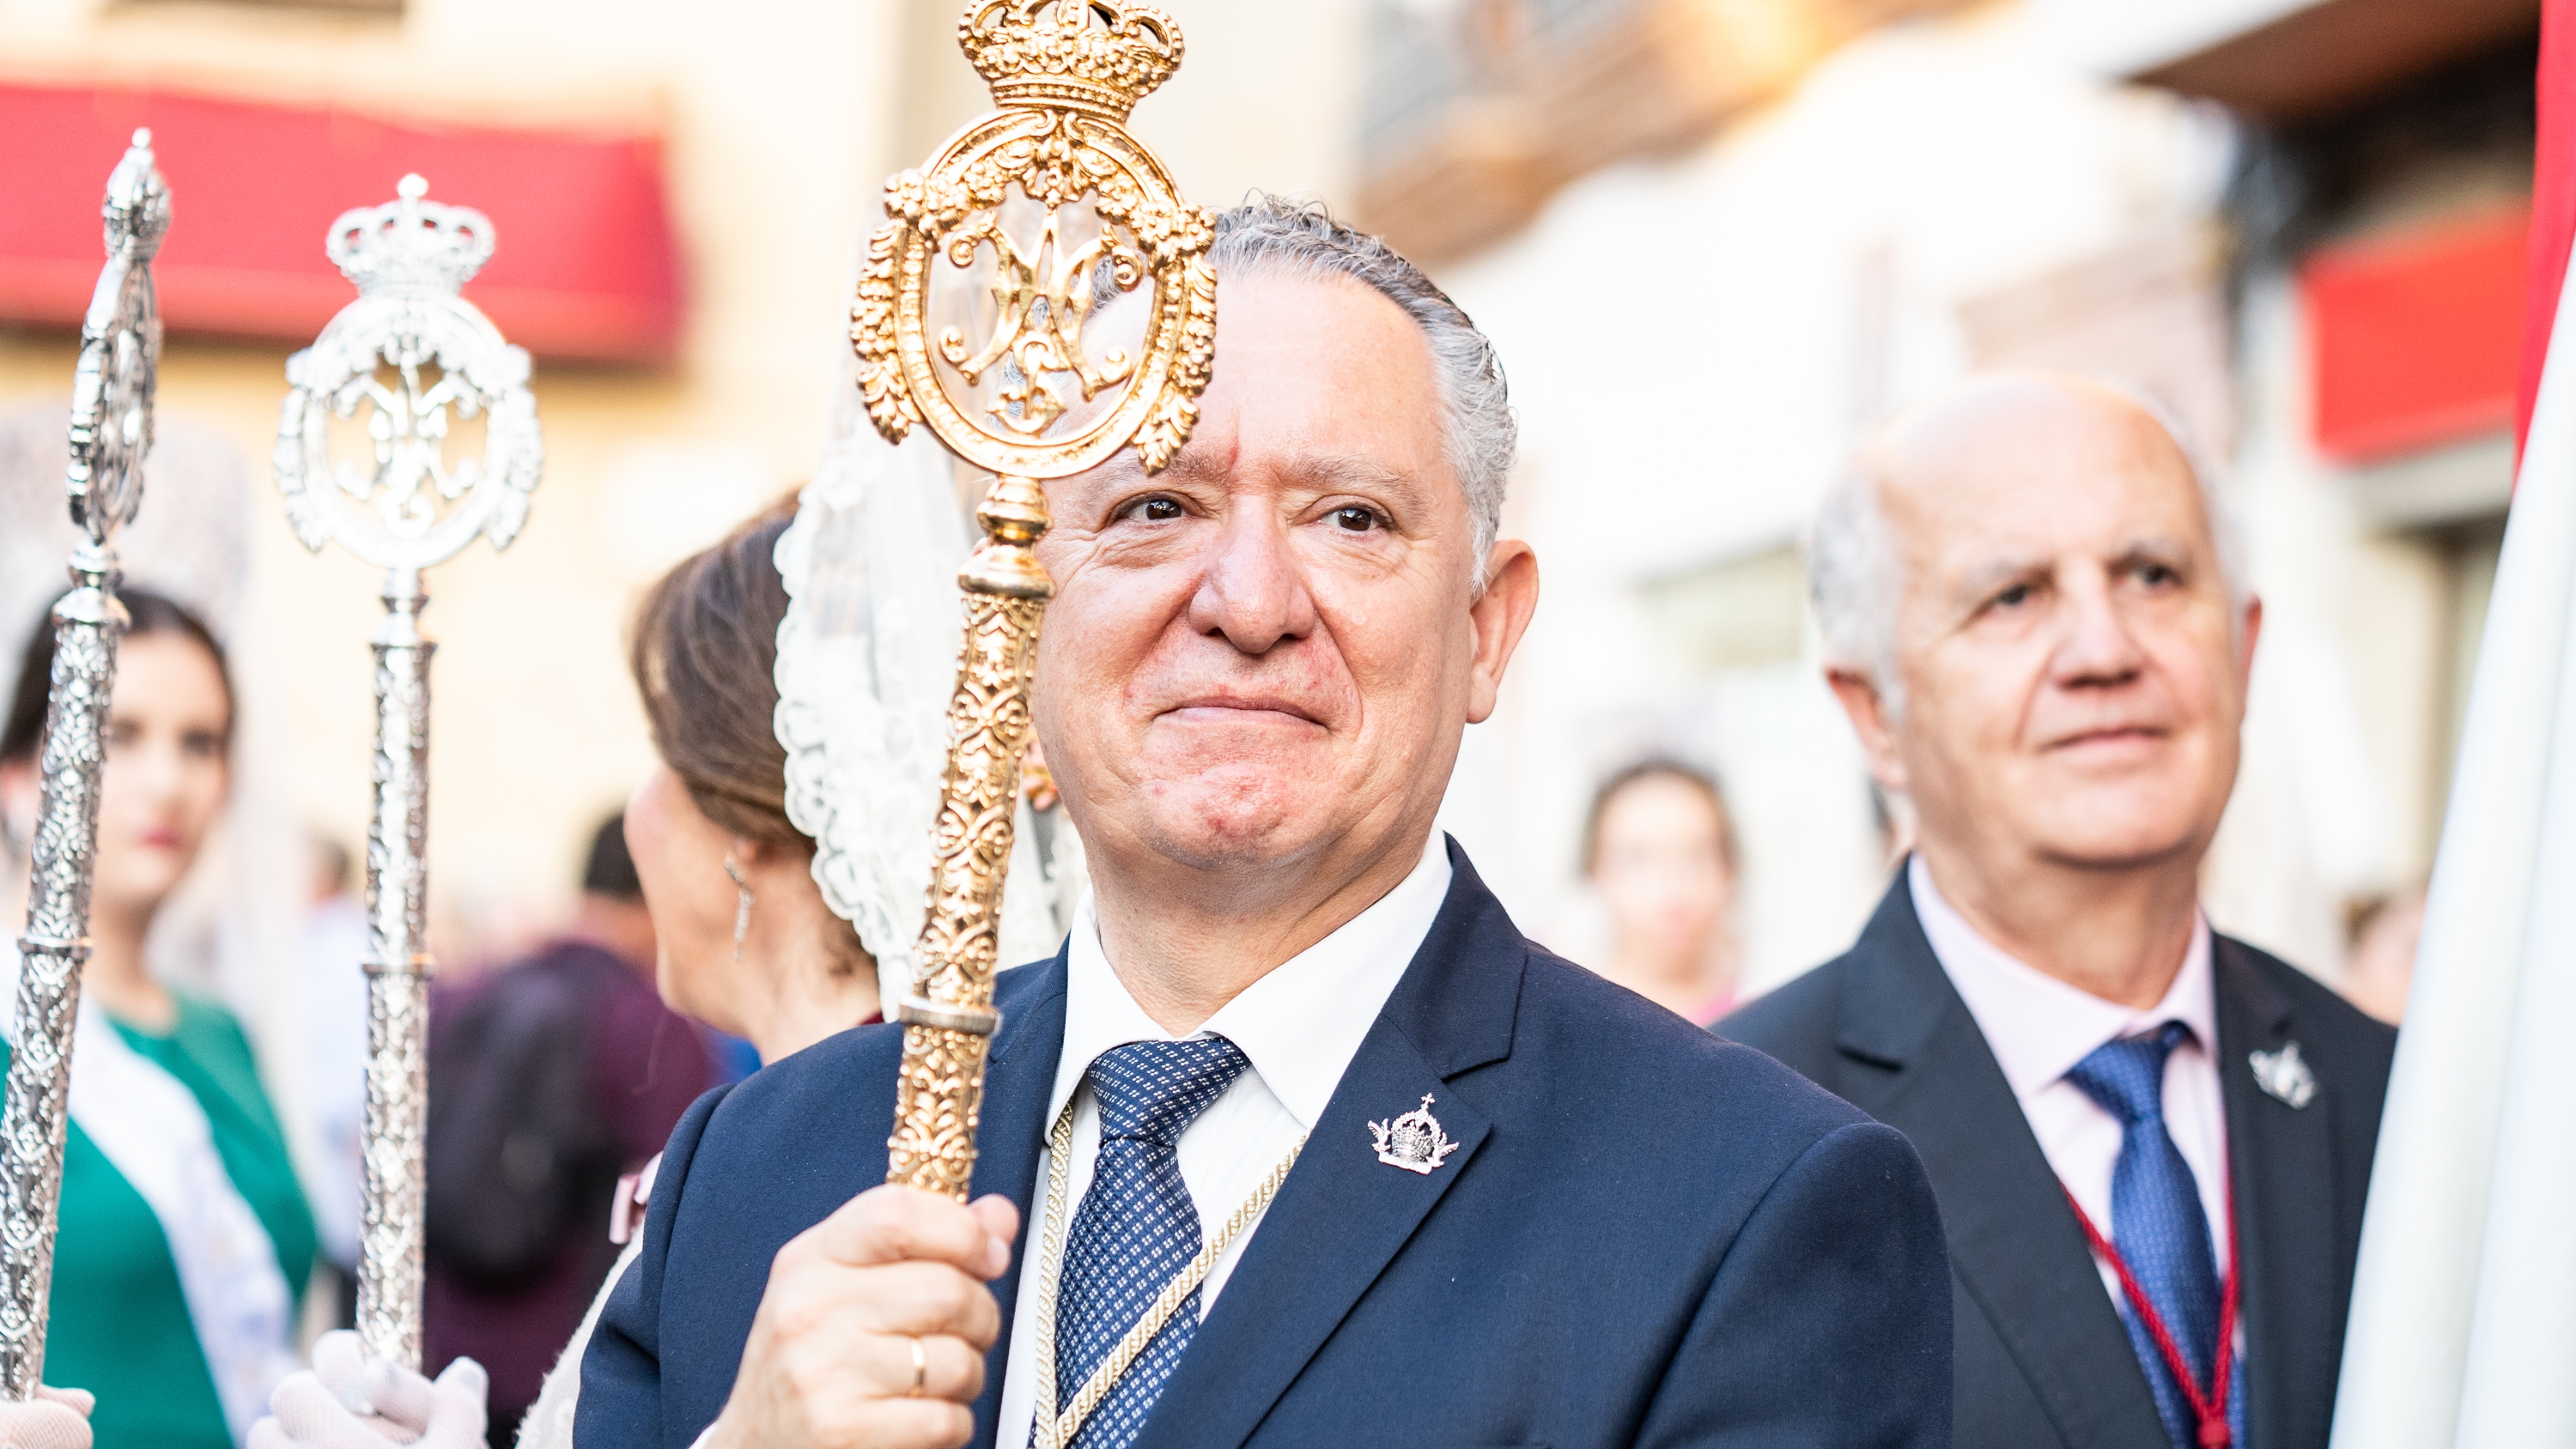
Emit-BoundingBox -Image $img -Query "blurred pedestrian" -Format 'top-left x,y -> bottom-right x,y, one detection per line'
0,590 -> 316,1449
1726,374 -> 2396,1449
420,812 -> 714,1448
1581,759 -> 1741,1024
255,500 -> 888,1449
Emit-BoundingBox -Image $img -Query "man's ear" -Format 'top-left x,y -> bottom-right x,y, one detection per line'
1466,541 -> 1540,725
1825,665 -> 1910,797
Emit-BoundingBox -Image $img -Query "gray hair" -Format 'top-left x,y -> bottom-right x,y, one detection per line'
1808,377 -> 2252,718
1209,195 -> 1516,578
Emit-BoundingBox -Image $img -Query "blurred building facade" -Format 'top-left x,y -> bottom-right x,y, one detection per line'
1403,0 -> 2536,994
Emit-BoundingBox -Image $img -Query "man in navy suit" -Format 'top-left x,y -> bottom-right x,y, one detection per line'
576,197 -> 1952,1449
1724,375 -> 2396,1449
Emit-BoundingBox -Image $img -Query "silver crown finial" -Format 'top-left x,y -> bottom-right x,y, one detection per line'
324,174 -> 496,296
101,130 -> 173,265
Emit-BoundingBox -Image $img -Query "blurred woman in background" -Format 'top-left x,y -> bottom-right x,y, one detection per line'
0,590 -> 317,1449
1582,759 -> 1744,1027
252,500 -> 888,1449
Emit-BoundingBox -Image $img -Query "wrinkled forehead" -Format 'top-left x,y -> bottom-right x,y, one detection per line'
1877,385 -> 2215,586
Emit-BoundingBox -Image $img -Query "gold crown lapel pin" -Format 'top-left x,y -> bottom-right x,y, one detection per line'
862,1 -> 1218,1202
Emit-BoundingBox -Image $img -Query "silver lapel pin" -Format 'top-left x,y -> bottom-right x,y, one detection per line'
2250,1041 -> 2317,1109
1369,1094 -> 1461,1174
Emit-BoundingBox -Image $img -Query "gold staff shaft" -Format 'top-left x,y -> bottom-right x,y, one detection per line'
861,1 -> 1218,1197
887,476 -> 1052,1197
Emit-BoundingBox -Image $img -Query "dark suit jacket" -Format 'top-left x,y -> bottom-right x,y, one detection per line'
579,841 -> 1953,1449
1720,871 -> 2396,1449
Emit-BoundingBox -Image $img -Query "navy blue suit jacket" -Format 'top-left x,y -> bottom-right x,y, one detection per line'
1722,872 -> 2396,1449
579,843 -> 1953,1448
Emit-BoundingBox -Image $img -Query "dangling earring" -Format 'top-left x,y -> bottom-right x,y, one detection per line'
724,854 -> 753,962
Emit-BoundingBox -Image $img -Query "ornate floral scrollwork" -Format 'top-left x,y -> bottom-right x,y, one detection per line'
275,175 -> 543,574
862,1 -> 1219,1199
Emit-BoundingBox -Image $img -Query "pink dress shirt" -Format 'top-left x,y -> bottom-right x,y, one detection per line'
1908,857 -> 2233,1306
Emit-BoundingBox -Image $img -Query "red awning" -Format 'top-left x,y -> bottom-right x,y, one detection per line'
0,82 -> 683,366
2303,205 -> 2528,464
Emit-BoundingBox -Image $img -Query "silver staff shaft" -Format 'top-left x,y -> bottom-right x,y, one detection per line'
355,568 -> 434,1372
0,128 -> 166,1404
0,551 -> 127,1400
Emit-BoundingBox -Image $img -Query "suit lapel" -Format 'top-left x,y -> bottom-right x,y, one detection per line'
968,953 -> 1070,1449
1127,841 -> 1522,1449
2214,938 -> 2336,1449
1832,878 -> 2169,1449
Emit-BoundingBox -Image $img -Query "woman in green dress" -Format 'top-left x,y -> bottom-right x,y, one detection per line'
0,590 -> 319,1449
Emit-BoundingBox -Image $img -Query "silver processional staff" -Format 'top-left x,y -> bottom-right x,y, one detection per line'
0,130 -> 172,1402
273,173 -> 543,1370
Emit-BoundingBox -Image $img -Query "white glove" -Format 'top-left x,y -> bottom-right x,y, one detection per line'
0,1386 -> 94,1449
247,1331 -> 488,1449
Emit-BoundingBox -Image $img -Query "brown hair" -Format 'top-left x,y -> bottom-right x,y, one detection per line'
629,498 -> 870,975
1581,758 -> 1739,876
4,589 -> 233,767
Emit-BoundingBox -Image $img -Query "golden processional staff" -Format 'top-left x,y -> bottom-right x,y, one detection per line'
855,0 -> 1218,1198
273,175 -> 543,1370
0,130 -> 171,1402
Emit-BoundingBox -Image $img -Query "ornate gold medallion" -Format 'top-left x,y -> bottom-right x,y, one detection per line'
854,0 -> 1217,484
862,1 -> 1219,1201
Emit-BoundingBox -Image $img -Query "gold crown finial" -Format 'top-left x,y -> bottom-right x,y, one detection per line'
960,0 -> 1183,120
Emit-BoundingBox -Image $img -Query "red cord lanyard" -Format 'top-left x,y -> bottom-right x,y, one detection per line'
2062,1181 -> 2241,1449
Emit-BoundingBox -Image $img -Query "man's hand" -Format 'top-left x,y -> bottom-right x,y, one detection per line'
0,1385 -> 94,1449
703,1185 -> 1019,1449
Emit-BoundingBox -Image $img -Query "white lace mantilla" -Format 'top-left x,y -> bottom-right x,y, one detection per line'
772,415 -> 1080,1009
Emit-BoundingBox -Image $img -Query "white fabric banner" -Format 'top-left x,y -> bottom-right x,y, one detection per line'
2328,240 -> 2576,1446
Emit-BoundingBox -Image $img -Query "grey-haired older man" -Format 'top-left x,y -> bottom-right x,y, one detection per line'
1723,374 -> 2396,1449
575,199 -> 1951,1449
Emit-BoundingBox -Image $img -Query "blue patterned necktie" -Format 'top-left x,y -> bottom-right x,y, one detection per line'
2065,1022 -> 2244,1449
1049,1036 -> 1251,1449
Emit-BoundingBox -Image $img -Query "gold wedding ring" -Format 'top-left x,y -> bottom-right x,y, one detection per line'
908,1335 -> 928,1397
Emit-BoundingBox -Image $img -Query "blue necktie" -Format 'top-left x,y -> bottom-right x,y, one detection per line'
2065,1022 -> 2243,1449
1050,1036 -> 1250,1449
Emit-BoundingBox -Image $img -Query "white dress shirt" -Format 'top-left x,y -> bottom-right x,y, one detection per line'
1910,856 -> 2233,1306
992,832 -> 1452,1449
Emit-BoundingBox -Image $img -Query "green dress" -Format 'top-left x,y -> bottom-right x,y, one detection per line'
0,992 -> 318,1449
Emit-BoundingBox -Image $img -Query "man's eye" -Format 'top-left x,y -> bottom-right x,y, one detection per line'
2136,563 -> 2178,587
1992,584 -> 2032,609
1127,497 -> 1183,523
1332,506 -> 1380,532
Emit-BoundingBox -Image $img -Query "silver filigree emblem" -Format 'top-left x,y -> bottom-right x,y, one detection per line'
1368,1094 -> 1461,1175
274,173 -> 542,572
65,129 -> 171,553
2250,1041 -> 2317,1109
